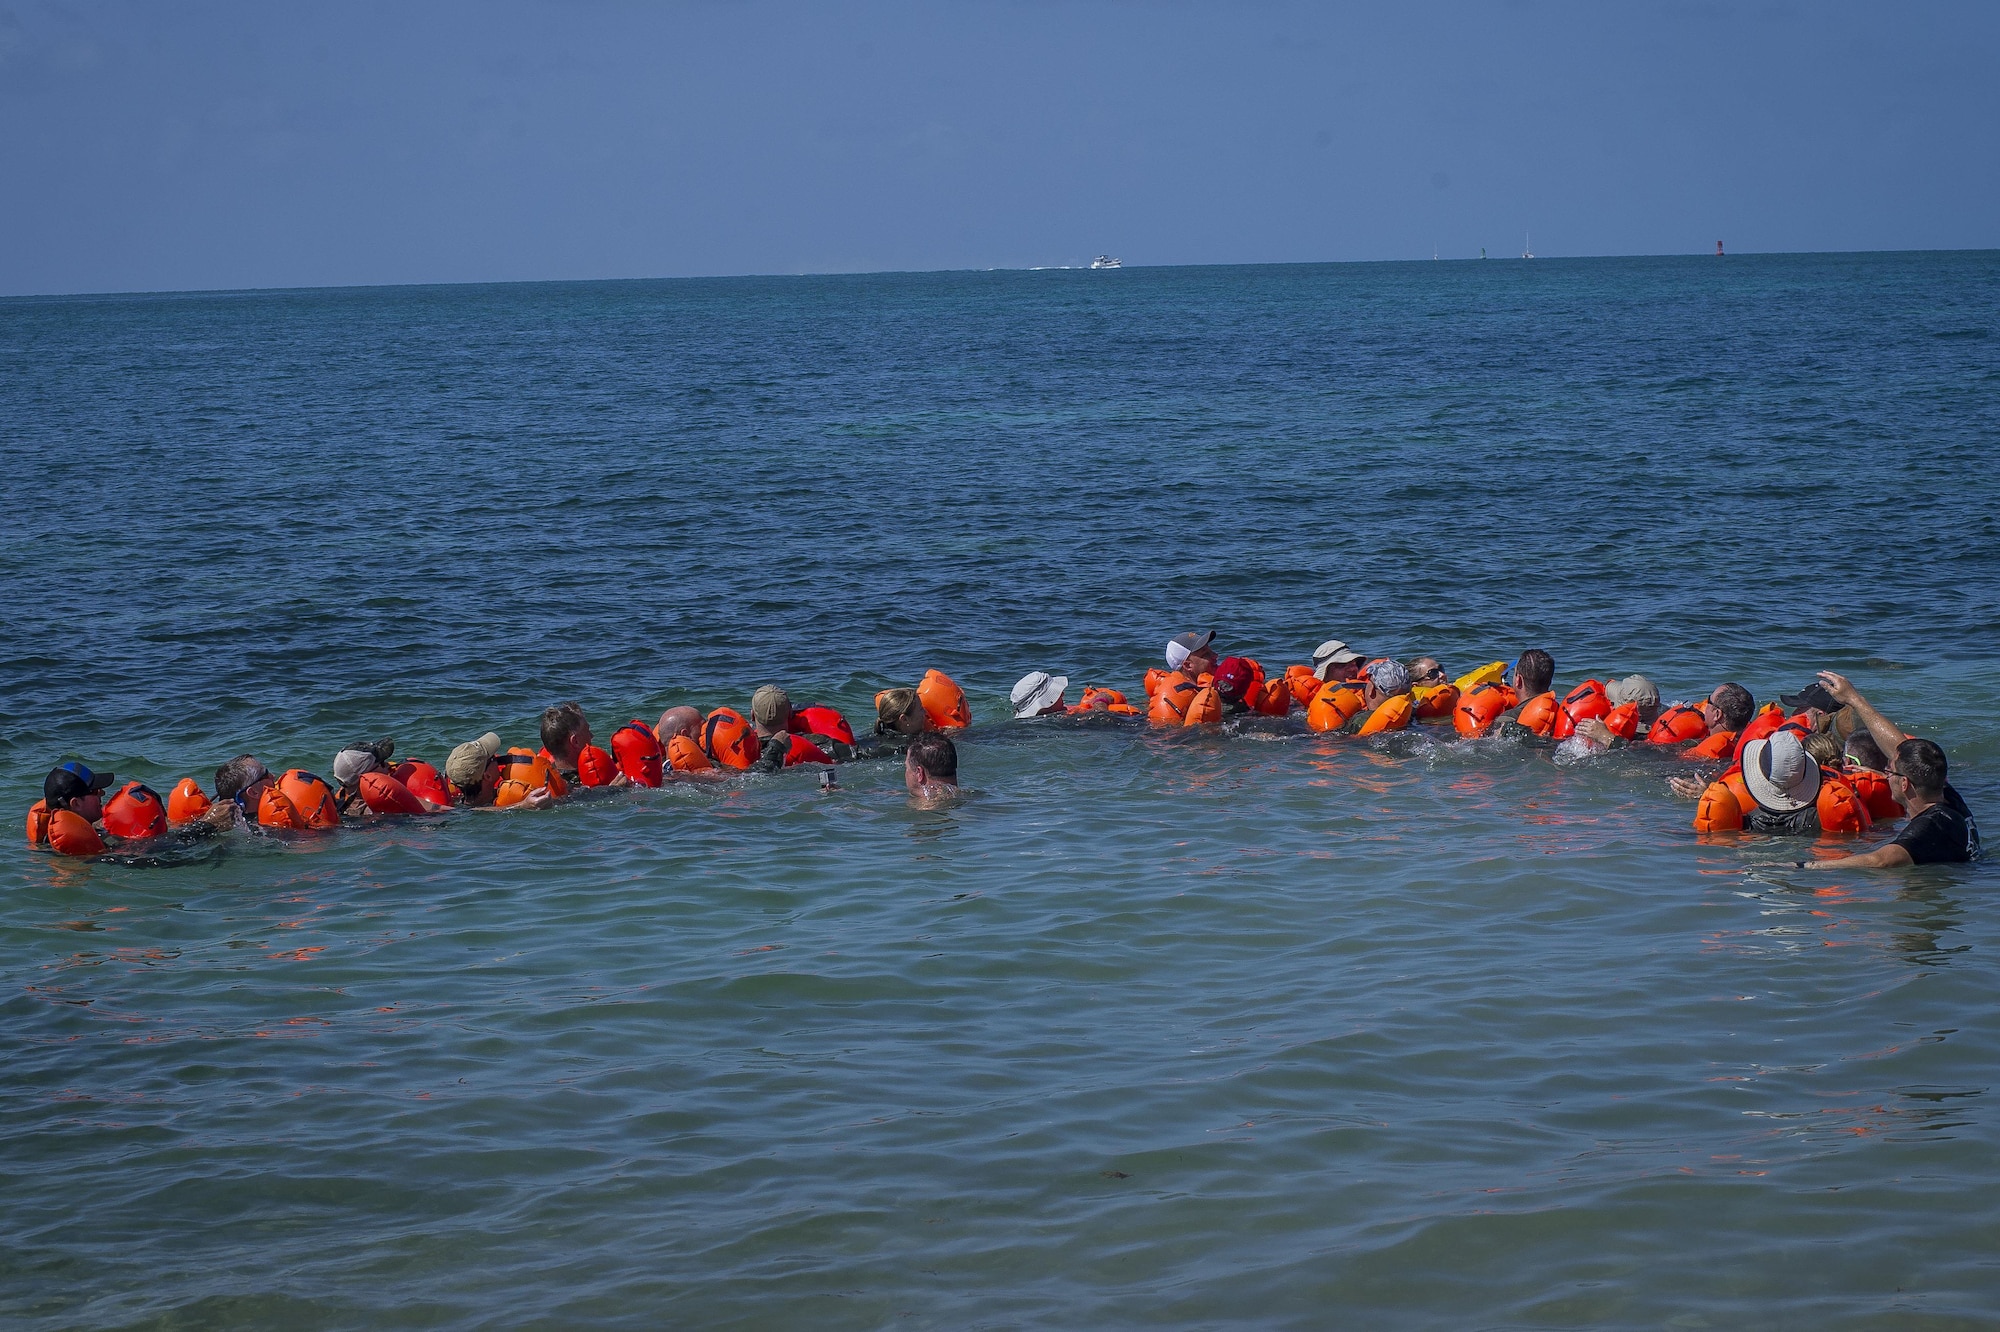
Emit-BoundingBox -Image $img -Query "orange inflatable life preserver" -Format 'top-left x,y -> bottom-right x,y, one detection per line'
1144,668 -> 1168,702
702,709 -> 761,770
1182,684 -> 1223,726
167,777 -> 212,825
1722,770 -> 1758,822
1552,681 -> 1609,740
27,801 -> 107,857
1357,694 -> 1413,736
792,705 -> 856,747
1514,692 -> 1560,737
1647,704 -> 1709,746
1602,701 -> 1641,741
1731,706 -> 1786,763
785,734 -> 833,765
1248,678 -> 1292,716
102,782 -> 167,840
1284,664 -> 1321,708
1307,682 -> 1366,733
574,744 -> 617,788
395,760 -> 453,808
1845,768 -> 1901,821
1685,728 -> 1737,761
493,749 -> 568,808
359,770 -> 426,815
918,670 -> 971,729
257,784 -> 305,829
667,733 -> 713,773
1452,682 -> 1517,737
1693,780 -> 1744,833
1816,774 -> 1871,837
1078,686 -> 1138,714
269,770 -> 340,828
1148,672 -> 1199,725
612,721 -> 664,787
1412,683 -> 1460,721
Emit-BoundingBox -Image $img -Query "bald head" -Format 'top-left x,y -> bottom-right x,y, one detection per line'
655,706 -> 703,741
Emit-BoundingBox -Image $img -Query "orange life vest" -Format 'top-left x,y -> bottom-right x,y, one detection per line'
1601,701 -> 1641,741
1685,729 -> 1738,761
1514,692 -> 1560,737
102,782 -> 167,840
612,721 -> 665,787
1182,683 -> 1223,726
1453,682 -> 1517,737
1307,682 -> 1366,733
1283,664 -> 1322,708
1646,704 -> 1709,745
785,734 -> 833,765
1078,686 -> 1139,715
918,670 -> 971,729
261,770 -> 340,829
1357,694 -> 1413,736
27,800 -> 106,856
1731,705 -> 1786,763
359,770 -> 427,815
167,777 -> 213,825
1247,678 -> 1292,715
792,705 -> 856,746
493,750 -> 568,808
1412,683 -> 1459,721
1148,672 -> 1198,725
702,709 -> 761,770
1692,780 -> 1744,833
667,733 -> 713,772
1844,768 -> 1902,821
394,760 -> 453,808
1551,681 -> 1609,739
1816,773 -> 1871,837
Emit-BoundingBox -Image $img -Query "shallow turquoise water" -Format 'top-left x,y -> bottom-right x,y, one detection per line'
3,253 -> 1997,1327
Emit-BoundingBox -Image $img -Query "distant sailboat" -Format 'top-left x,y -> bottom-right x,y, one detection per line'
1521,233 -> 1534,259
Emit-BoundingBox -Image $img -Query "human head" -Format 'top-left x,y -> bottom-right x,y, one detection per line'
1313,638 -> 1364,682
1779,681 -> 1842,722
43,761 -> 113,819
1605,675 -> 1662,728
1166,630 -> 1217,678
1803,731 -> 1842,768
1212,657 -> 1255,704
1891,737 -> 1948,803
445,732 -> 505,804
539,702 -> 591,763
1362,658 -> 1412,704
655,706 -> 703,741
332,738 -> 394,789
1704,682 -> 1755,732
906,732 -> 958,792
214,755 -> 275,809
1407,657 -> 1447,689
1844,731 -> 1888,772
1511,649 -> 1554,698
876,688 -> 929,736
750,685 -> 792,735
1010,671 -> 1069,719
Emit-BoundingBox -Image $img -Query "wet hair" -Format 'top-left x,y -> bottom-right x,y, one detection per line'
214,754 -> 263,801
876,688 -> 922,735
540,701 -> 588,756
1514,649 -> 1554,697
1712,683 -> 1754,730
1894,737 -> 1948,797
1845,731 -> 1888,772
907,732 -> 958,782
1803,732 -> 1841,767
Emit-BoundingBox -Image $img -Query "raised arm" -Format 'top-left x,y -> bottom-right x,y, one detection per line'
1818,671 -> 1908,759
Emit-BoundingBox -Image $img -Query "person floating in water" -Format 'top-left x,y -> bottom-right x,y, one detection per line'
1803,672 -> 1979,868
905,732 -> 958,808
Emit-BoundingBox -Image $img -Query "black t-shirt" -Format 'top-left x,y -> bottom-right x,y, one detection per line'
1892,784 -> 1980,864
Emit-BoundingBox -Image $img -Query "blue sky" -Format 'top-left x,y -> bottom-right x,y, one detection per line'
2,0 -> 1995,294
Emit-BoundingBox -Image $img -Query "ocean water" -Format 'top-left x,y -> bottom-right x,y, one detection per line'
3,252 -> 1997,1328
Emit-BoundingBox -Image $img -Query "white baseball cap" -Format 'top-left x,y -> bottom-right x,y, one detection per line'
1741,731 -> 1822,813
1164,630 -> 1215,671
1010,671 -> 1069,718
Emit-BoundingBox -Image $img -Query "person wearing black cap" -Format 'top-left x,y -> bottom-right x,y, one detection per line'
28,762 -> 117,856
1804,672 -> 1980,868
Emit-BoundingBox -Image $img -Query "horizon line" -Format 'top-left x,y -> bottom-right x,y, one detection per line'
4,244 -> 1994,304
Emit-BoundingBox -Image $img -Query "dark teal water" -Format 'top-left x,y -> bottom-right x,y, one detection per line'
4,253 -> 1998,1328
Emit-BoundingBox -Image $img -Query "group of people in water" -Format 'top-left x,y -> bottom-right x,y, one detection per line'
26,630 -> 1981,871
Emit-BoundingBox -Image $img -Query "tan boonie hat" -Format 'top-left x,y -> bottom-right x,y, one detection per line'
444,732 -> 503,788
751,685 -> 791,729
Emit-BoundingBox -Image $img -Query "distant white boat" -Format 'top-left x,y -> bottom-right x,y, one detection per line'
1090,255 -> 1122,269
1521,232 -> 1534,259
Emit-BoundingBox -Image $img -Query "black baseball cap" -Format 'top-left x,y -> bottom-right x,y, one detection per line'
1779,682 -> 1841,714
44,761 -> 114,806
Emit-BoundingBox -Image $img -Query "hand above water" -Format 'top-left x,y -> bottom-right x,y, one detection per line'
1817,670 -> 1860,706
1667,775 -> 1707,800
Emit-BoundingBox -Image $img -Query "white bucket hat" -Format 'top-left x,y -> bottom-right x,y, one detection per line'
1312,638 -> 1363,680
1010,671 -> 1069,719
1741,731 -> 1822,813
